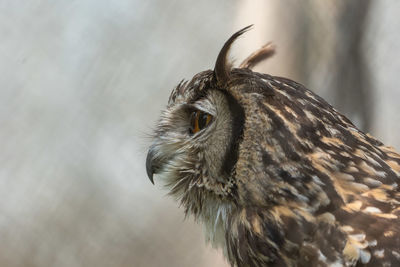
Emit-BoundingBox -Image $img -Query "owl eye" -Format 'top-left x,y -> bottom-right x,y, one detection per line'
189,110 -> 212,135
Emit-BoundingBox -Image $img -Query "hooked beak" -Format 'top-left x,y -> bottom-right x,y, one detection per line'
146,145 -> 166,185
146,148 -> 156,184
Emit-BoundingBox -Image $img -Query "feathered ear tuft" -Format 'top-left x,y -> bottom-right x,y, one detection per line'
214,25 -> 253,87
239,42 -> 276,70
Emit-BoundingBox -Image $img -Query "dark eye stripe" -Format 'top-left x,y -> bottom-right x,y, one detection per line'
219,90 -> 245,179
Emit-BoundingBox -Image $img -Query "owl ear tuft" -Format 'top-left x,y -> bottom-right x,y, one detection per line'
239,42 -> 276,70
214,25 -> 253,87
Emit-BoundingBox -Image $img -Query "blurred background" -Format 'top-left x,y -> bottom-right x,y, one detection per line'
0,1 -> 399,266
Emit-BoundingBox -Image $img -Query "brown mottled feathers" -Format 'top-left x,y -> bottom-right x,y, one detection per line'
222,69 -> 400,266
146,27 -> 400,267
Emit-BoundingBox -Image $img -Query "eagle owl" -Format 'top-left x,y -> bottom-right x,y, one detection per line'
146,26 -> 400,266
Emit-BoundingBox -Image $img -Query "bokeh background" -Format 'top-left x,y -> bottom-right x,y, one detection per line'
0,1 -> 399,266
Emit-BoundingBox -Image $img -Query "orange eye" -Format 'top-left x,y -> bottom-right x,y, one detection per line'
189,111 -> 212,134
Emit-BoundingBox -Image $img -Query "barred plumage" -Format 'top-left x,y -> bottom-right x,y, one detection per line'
146,26 -> 400,266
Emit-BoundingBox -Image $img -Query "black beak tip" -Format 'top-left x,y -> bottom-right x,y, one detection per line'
146,150 -> 155,185
148,172 -> 155,185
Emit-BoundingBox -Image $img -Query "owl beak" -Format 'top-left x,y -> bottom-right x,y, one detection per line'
146,148 -> 156,184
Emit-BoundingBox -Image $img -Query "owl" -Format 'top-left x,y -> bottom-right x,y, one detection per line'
146,26 -> 400,266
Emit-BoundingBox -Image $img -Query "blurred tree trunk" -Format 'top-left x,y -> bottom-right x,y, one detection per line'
294,0 -> 374,132
236,0 -> 374,132
331,0 -> 373,131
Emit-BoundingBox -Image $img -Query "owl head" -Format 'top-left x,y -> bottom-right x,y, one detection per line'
146,25 -> 400,266
145,25 -> 379,252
